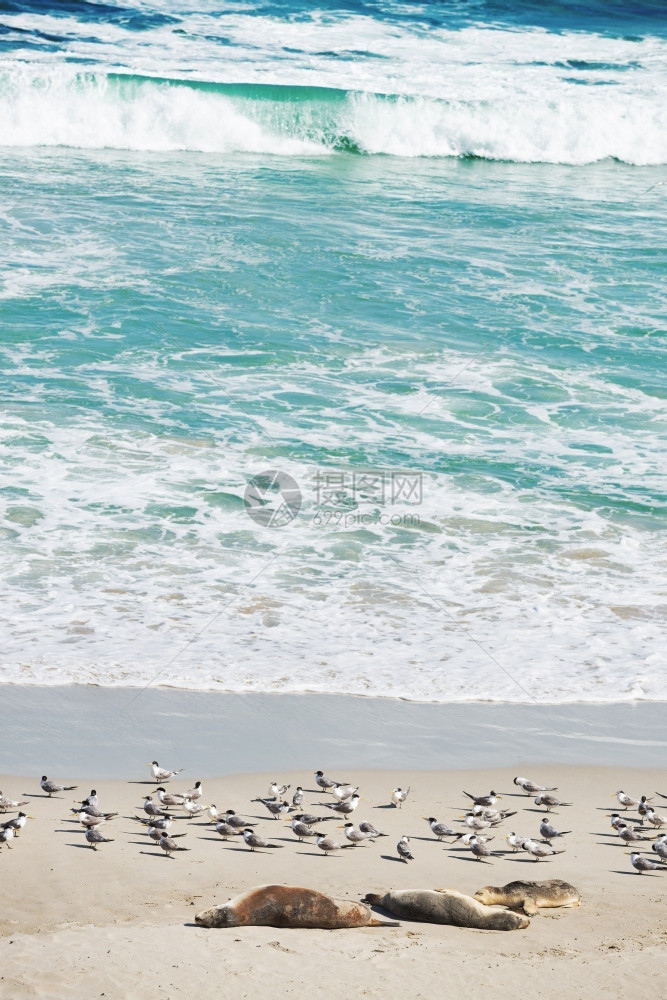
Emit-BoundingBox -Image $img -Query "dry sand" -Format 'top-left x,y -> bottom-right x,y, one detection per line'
1,765 -> 666,999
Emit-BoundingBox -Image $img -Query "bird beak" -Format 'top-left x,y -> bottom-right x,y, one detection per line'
497,795 -> 502,799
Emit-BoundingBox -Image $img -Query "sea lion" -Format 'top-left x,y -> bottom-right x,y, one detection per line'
195,885 -> 398,929
362,888 -> 529,931
474,879 -> 581,916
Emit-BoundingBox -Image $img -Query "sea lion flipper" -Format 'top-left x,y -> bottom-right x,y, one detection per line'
369,918 -> 400,927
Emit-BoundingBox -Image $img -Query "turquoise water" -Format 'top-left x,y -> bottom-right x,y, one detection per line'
0,1 -> 666,701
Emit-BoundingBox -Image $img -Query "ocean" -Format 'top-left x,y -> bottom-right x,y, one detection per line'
1,0 -> 665,704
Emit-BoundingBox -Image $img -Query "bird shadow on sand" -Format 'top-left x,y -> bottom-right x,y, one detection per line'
67,843 -> 101,850
611,869 -> 662,876
380,855 -> 409,863
296,850 -> 341,858
449,856 -> 494,864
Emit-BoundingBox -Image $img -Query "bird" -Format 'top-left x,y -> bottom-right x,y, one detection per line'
134,814 -> 174,831
185,781 -> 203,801
289,818 -> 316,842
159,833 -> 191,858
614,790 -> 641,810
539,819 -> 571,844
506,831 -> 530,852
155,787 -> 187,808
148,761 -> 183,783
610,812 -> 631,830
74,811 -> 109,829
463,813 -> 492,831
214,821 -> 243,840
534,794 -> 572,812
331,783 -> 359,802
0,793 -> 28,813
143,796 -> 169,818
637,796 -> 652,824
292,787 -> 304,809
268,782 -> 290,799
513,776 -> 557,795
616,824 -> 655,846
315,771 -> 343,792
463,790 -> 500,807
254,798 -> 290,820
314,832 -> 341,856
459,832 -> 494,847
341,822 -> 373,846
206,805 -> 222,823
397,835 -> 413,862
424,817 -> 459,841
651,837 -> 667,862
468,835 -> 494,861
293,812 -> 336,826
645,808 -> 667,828
391,787 -> 410,809
182,800 -> 207,818
243,828 -> 282,852
522,838 -> 565,861
2,812 -> 31,837
84,828 -> 114,850
628,851 -> 664,874
0,827 -> 15,849
323,795 -> 360,817
358,821 -> 388,838
471,806 -> 516,825
40,776 -> 78,797
223,810 -> 256,829
148,826 -> 186,843
83,790 -> 99,807
72,802 -> 116,819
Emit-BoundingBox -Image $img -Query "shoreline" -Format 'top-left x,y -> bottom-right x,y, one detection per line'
2,764 -> 666,998
1,684 -> 666,777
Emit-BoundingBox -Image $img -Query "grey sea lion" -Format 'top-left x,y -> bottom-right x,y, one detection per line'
474,879 -> 581,915
195,885 -> 399,929
362,888 -> 529,931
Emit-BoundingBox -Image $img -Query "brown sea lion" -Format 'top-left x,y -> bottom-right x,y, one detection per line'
362,888 -> 529,931
474,879 -> 581,916
194,885 -> 399,928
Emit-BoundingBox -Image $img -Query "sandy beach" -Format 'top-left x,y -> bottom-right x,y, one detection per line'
2,763 -> 666,999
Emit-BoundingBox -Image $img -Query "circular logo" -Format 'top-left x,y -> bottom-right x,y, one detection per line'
244,470 -> 302,527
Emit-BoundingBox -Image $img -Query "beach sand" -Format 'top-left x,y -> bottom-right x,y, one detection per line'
2,764 -> 666,999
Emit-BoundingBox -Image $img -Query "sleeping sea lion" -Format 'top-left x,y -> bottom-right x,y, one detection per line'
195,884 -> 398,928
474,879 -> 581,916
362,888 -> 529,930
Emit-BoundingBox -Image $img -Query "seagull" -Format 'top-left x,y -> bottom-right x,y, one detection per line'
156,787 -> 187,808
293,812 -> 336,826
223,810 -> 256,829
289,818 -> 316,842
1,813 -> 31,837
148,761 -> 183,783
268,782 -> 290,799
341,822 -> 373,846
159,833 -> 191,858
292,787 -> 304,809
331,783 -> 359,802
185,781 -> 203,801
514,777 -> 557,796
463,790 -> 500,807
628,851 -> 664,874
539,819 -> 571,844
424,817 -> 460,841
645,808 -> 667,828
315,771 -> 344,792
143,796 -> 169,818
84,828 -> 114,850
358,821 -> 388,838
214,821 -> 243,840
614,791 -> 641,810
0,793 -> 28,813
254,798 -> 290,820
523,838 -> 565,861
323,795 -> 360,817
314,832 -> 341,856
534,794 -> 572,812
0,827 -> 15,849
469,835 -> 494,861
41,776 -> 78,797
391,787 -> 410,809
506,831 -> 530,852
397,835 -> 413,862
651,837 -> 667,862
243,828 -> 282,852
